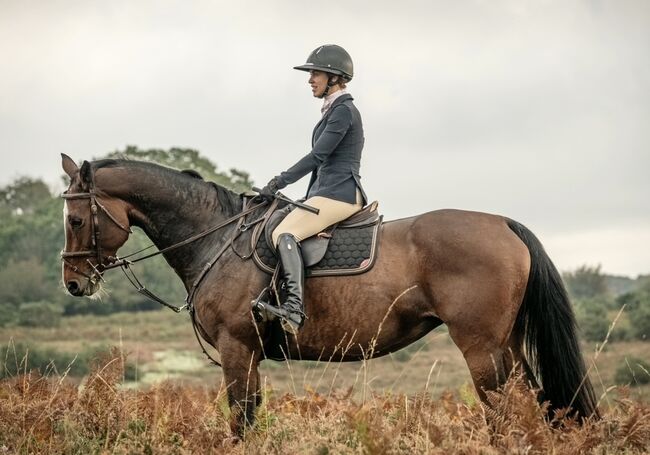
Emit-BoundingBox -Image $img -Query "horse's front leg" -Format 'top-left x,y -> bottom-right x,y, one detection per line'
219,333 -> 262,439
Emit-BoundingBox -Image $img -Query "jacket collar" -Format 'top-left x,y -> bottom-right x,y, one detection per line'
312,93 -> 354,144
318,93 -> 353,122
328,93 -> 353,111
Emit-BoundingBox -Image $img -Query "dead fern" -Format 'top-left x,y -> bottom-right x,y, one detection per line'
0,350 -> 649,454
482,373 -> 552,453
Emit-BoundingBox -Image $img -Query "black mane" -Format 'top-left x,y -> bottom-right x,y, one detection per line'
181,169 -> 204,180
210,182 -> 242,215
92,158 -> 242,215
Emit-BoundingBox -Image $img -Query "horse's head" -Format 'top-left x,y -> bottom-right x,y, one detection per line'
60,154 -> 132,296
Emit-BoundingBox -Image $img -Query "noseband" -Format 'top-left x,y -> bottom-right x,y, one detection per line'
60,184 -> 132,282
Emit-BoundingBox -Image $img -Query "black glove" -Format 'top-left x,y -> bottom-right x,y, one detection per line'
259,178 -> 279,200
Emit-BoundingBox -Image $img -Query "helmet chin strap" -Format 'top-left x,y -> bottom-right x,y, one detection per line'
318,75 -> 338,99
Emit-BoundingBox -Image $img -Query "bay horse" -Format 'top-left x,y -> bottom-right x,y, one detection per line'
60,154 -> 598,437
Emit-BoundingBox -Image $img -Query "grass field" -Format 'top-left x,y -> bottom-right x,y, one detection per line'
1,310 -> 649,453
1,309 -> 648,399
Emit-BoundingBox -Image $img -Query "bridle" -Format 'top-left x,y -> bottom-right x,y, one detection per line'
61,182 -> 132,283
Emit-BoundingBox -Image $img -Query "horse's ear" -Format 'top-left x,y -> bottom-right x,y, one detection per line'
61,153 -> 79,179
79,160 -> 93,186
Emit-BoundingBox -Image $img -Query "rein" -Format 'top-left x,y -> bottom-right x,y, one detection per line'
102,199 -> 268,273
62,182 -> 277,367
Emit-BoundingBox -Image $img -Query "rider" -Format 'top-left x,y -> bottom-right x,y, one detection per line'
260,44 -> 368,333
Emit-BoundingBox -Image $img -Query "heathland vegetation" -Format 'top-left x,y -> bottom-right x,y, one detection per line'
1,147 -> 649,452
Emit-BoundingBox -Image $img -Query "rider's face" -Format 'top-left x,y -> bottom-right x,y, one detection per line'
308,70 -> 329,98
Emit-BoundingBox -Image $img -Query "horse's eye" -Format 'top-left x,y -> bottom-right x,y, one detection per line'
68,216 -> 83,229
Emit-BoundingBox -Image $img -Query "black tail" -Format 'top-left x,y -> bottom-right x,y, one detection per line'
507,219 -> 599,419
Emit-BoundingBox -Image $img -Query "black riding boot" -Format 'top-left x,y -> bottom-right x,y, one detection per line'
276,233 -> 305,333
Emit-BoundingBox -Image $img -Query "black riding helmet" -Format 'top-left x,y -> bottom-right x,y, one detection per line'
294,44 -> 354,81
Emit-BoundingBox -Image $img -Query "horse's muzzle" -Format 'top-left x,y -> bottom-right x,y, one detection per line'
66,279 -> 84,296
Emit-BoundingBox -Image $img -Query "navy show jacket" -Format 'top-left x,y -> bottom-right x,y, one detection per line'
274,94 -> 367,206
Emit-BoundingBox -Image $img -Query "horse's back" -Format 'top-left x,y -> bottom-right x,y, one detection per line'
383,208 -> 508,231
382,208 -> 526,260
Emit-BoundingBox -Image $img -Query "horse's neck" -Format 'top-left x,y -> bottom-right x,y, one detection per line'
101,167 -> 236,288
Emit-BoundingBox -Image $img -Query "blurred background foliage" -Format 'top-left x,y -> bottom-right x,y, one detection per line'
0,146 -> 253,325
0,147 -> 648,348
563,264 -> 650,342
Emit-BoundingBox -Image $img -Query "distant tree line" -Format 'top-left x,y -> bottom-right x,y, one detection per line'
0,146 -> 253,327
563,265 -> 650,342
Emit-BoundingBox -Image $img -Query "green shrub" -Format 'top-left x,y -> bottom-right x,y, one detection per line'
628,301 -> 650,341
0,306 -> 18,327
574,297 -> 610,342
0,342 -> 137,380
17,301 -> 64,327
391,338 -> 428,362
124,362 -> 138,381
563,265 -> 609,301
614,357 -> 650,386
392,349 -> 412,363
0,342 -> 90,378
609,322 -> 633,342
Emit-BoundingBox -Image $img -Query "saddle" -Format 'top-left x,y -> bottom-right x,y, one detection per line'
251,200 -> 383,277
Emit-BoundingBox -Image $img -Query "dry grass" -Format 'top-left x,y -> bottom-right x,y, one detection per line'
1,349 -> 649,454
1,310 -> 649,452
4,310 -> 647,400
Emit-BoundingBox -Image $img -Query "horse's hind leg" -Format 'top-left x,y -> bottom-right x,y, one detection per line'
453,337 -> 508,403
503,333 -> 540,390
444,288 -> 525,403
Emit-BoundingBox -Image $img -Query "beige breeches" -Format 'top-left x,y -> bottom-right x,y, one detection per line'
272,190 -> 363,245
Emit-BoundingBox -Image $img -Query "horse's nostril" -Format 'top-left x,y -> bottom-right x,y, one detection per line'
66,280 -> 80,295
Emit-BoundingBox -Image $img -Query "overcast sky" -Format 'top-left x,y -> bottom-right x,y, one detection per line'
1,0 -> 648,276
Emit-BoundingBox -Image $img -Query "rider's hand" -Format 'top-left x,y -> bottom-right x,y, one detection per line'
259,178 -> 279,200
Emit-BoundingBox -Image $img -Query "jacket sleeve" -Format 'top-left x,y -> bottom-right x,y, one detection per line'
275,105 -> 353,188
